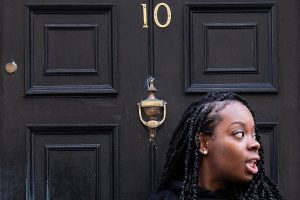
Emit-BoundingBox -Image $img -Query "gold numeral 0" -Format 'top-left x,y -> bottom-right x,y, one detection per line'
154,3 -> 171,28
141,3 -> 172,29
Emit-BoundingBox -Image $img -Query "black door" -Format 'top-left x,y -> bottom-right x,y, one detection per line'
0,0 -> 299,200
1,0 -> 150,199
153,1 -> 299,199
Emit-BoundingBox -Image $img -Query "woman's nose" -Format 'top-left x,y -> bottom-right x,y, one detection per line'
247,137 -> 260,152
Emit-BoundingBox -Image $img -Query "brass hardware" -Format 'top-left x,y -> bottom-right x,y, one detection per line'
141,4 -> 148,28
138,77 -> 167,142
141,3 -> 172,29
154,3 -> 172,28
5,61 -> 17,74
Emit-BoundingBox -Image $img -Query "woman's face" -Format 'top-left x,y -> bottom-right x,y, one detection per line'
204,101 -> 260,183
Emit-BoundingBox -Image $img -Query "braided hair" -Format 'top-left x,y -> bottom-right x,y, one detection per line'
157,92 -> 284,200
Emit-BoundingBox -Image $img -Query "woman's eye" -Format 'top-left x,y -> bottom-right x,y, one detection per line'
234,131 -> 245,138
252,133 -> 257,140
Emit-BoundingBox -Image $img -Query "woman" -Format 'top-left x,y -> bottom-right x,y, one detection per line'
150,92 -> 285,200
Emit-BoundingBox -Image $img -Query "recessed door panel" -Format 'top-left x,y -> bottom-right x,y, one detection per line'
185,3 -> 276,92
26,125 -> 118,200
25,4 -> 117,95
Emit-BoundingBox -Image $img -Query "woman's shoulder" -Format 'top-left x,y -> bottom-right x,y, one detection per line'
148,190 -> 179,200
148,181 -> 181,200
148,181 -> 230,200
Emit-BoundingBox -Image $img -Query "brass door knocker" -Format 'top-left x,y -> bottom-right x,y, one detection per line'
138,77 -> 167,142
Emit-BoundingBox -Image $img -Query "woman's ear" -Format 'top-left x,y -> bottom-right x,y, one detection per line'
199,133 -> 209,155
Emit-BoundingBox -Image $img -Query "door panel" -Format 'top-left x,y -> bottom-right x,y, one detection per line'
184,3 -> 276,92
25,4 -> 118,95
26,125 -> 118,200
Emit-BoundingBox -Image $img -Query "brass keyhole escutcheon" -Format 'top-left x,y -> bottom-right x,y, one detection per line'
5,61 -> 17,74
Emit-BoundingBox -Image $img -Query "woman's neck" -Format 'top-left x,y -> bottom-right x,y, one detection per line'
198,161 -> 226,191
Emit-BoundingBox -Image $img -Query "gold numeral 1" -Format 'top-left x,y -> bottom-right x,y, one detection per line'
141,4 -> 148,28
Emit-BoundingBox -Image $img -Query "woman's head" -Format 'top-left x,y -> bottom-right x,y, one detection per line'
158,92 -> 284,199
198,100 -> 260,189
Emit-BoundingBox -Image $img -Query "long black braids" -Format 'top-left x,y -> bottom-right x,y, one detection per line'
157,92 -> 284,200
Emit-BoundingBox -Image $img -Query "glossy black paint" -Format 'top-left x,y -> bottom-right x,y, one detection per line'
0,0 -> 299,199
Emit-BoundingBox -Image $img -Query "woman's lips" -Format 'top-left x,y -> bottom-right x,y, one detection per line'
245,160 -> 258,174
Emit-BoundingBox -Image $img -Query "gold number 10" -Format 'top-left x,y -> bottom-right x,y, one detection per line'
141,3 -> 172,28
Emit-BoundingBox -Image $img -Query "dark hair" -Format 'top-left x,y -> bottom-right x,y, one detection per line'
157,92 -> 284,200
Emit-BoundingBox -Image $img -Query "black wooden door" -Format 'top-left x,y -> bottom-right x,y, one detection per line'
153,0 -> 299,199
0,0 -> 150,199
0,0 -> 299,200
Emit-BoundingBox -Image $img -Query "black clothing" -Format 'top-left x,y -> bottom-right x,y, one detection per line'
149,181 -> 229,200
149,181 -> 181,200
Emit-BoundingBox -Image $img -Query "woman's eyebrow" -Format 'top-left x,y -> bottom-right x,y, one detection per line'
229,121 -> 255,130
229,121 -> 246,127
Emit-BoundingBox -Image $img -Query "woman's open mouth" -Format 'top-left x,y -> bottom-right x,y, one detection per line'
246,159 -> 258,174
